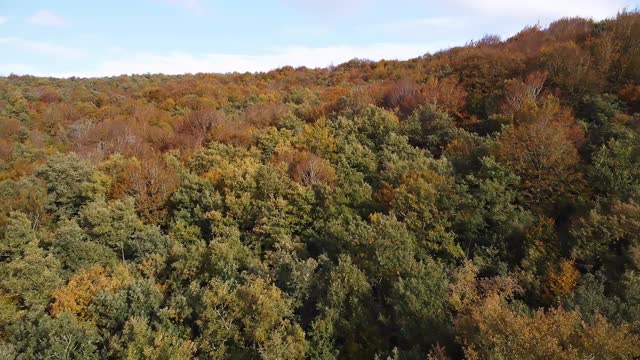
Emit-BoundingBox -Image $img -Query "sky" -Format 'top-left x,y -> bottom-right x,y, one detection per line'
0,0 -> 637,77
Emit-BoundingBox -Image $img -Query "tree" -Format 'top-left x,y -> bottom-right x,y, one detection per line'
127,155 -> 179,224
107,317 -> 196,360
6,311 -> 100,360
388,258 -> 452,353
89,279 -> 163,334
176,108 -> 224,147
273,149 -> 336,187
49,219 -> 117,274
51,265 -> 128,320
457,156 -> 533,273
570,201 -> 640,272
401,104 -> 457,157
0,212 -> 37,261
197,277 -> 306,359
309,255 -> 382,359
540,41 -> 603,101
0,177 -> 48,230
544,259 -> 580,301
420,76 -> 467,118
452,263 -> 640,360
35,153 -> 103,219
562,272 -> 623,323
79,198 -> 169,261
500,71 -> 547,115
497,99 -> 583,209
590,136 -> 640,202
1,244 -> 62,309
386,159 -> 465,262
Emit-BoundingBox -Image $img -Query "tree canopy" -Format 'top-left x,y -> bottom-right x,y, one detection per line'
1,12 -> 640,359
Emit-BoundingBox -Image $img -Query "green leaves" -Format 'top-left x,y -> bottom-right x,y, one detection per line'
35,153 -> 104,220
79,198 -> 168,261
590,136 -> 640,202
7,312 -> 100,360
197,277 -> 305,359
4,14 -> 640,359
401,104 -> 457,157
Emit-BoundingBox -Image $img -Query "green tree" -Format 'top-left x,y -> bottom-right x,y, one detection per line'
6,311 -> 100,360
309,255 -> 380,359
197,277 -> 305,359
401,104 -> 457,157
35,153 -> 104,219
590,136 -> 640,202
49,219 -> 117,274
79,198 -> 168,261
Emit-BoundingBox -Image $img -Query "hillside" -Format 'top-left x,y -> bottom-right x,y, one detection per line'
1,11 -> 640,359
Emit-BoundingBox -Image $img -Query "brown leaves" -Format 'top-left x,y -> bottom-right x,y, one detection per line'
452,261 -> 640,360
620,84 -> 640,113
421,76 -> 468,118
36,86 -> 61,104
273,149 -> 336,187
501,71 -> 547,115
177,108 -> 224,148
545,259 -> 580,300
498,121 -> 579,206
496,97 -> 584,208
98,154 -> 178,224
51,265 -> 130,320
127,156 -> 179,224
380,76 -> 467,119
383,79 -> 420,115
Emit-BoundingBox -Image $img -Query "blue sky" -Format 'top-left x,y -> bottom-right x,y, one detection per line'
0,0 -> 637,77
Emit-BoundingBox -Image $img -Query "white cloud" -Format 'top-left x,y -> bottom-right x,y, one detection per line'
283,0 -> 625,20
452,0 -> 626,19
384,17 -> 466,33
27,9 -> 66,26
4,43 -> 450,77
280,0 -> 371,16
0,37 -> 85,60
0,16 -> 8,25
283,26 -> 331,36
0,63 -> 41,75
164,0 -> 205,12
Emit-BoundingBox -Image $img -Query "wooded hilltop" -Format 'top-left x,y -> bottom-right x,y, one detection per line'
1,11 -> 640,359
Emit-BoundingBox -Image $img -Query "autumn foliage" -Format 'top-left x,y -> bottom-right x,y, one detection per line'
1,12 -> 640,359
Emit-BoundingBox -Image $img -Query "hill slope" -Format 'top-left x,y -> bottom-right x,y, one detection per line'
1,11 -> 640,359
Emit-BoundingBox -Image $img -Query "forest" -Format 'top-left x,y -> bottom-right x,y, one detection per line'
1,11 -> 640,360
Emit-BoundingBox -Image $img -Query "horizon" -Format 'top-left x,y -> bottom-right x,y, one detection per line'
1,0 -> 638,78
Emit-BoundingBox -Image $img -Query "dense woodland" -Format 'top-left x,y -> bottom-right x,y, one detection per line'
1,11 -> 640,359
